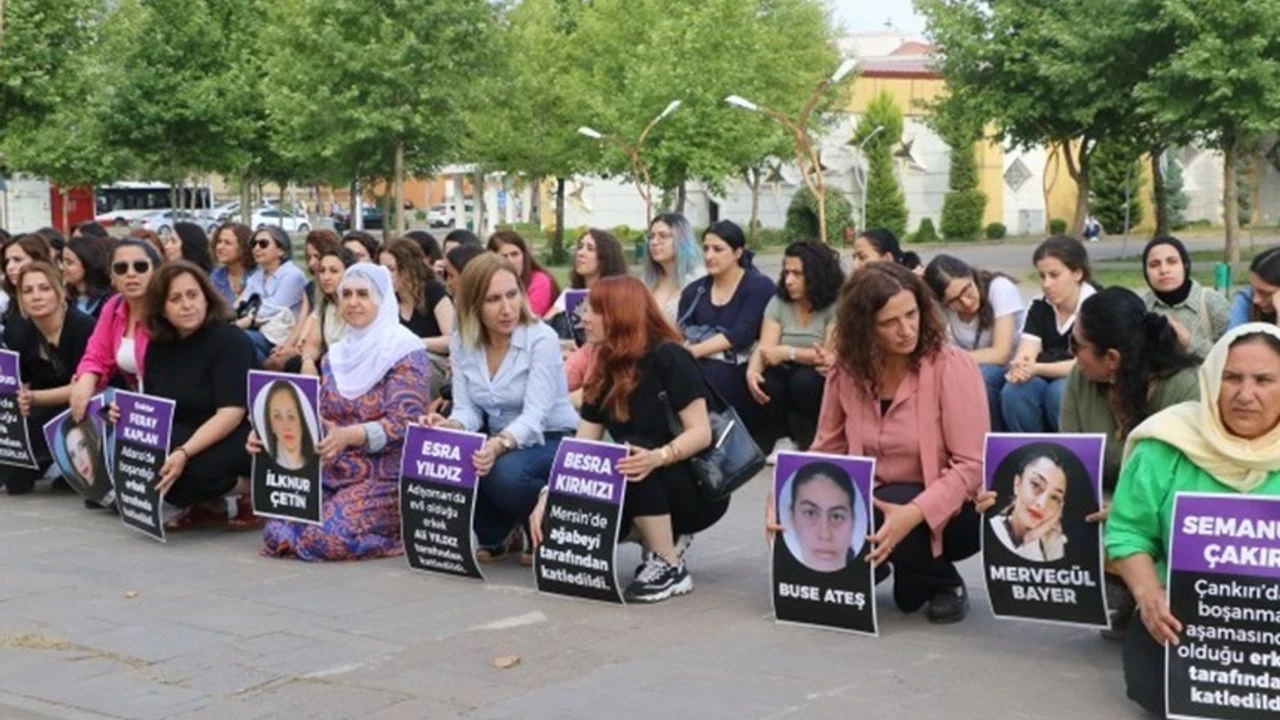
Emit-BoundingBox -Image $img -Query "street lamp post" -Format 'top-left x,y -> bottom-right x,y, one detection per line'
725,58 -> 858,243
577,99 -> 681,224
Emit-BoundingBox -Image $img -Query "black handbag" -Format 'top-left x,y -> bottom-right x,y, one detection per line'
658,384 -> 766,502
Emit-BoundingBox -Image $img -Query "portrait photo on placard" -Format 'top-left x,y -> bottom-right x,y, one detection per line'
252,379 -> 321,477
53,412 -> 113,505
778,460 -> 869,573
985,440 -> 1096,565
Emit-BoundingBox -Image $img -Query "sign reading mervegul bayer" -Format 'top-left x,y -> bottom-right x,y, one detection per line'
1166,493 -> 1280,720
535,439 -> 628,603
0,350 -> 37,469
111,391 -> 174,542
399,425 -> 485,580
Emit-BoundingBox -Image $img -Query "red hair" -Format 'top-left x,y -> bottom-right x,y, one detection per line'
583,276 -> 681,422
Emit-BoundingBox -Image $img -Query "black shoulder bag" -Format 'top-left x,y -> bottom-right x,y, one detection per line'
658,381 -> 766,503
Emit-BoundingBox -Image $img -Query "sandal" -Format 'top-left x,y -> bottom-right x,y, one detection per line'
225,495 -> 266,532
165,501 -> 229,532
477,528 -> 522,563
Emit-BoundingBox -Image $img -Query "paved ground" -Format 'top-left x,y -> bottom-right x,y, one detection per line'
0,472 -> 1145,720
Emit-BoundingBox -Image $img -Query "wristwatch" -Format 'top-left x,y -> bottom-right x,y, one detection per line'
496,434 -> 516,453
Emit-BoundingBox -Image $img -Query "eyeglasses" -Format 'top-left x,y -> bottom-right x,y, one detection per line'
253,239 -> 273,249
943,281 -> 979,310
112,260 -> 151,276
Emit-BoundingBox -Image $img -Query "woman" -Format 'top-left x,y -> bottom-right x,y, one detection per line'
530,276 -> 723,602
1141,236 -> 1228,356
424,254 -> 578,561
550,229 -> 628,345
62,236 -> 114,319
69,240 -> 161,419
3,234 -> 55,321
260,263 -> 430,561
341,231 -> 379,264
784,462 -> 863,572
851,227 -> 922,272
265,231 -> 340,371
1106,324 -> 1280,717
128,228 -> 167,262
293,246 -> 355,377
487,230 -> 559,316
379,238 -> 453,356
677,220 -> 775,441
2,263 -> 95,495
644,213 -> 703,321
443,244 -> 484,298
1228,245 -> 1280,328
988,447 -> 1069,562
798,262 -> 987,623
746,240 -> 842,451
135,261 -> 258,531
165,222 -> 215,272
1001,235 -> 1097,433
404,230 -> 442,270
236,225 -> 308,360
262,381 -> 319,473
924,254 -> 1024,431
209,222 -> 255,305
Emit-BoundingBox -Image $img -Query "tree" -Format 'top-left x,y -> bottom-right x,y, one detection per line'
932,94 -> 987,241
1136,0 -> 1280,265
1161,152 -> 1190,231
785,185 -> 853,245
856,91 -> 907,238
1089,139 -> 1144,235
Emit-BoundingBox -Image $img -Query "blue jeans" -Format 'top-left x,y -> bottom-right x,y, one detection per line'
243,329 -> 274,364
1000,376 -> 1067,433
474,431 -> 570,547
979,364 -> 1007,433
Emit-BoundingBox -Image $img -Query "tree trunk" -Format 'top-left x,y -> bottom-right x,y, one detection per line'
748,168 -> 762,245
239,175 -> 252,226
1224,140 -> 1240,267
380,183 -> 391,245
473,171 -> 485,234
393,141 -> 405,234
553,176 -> 566,264
676,181 -> 687,214
60,188 -> 69,234
1062,139 -> 1091,234
529,175 -> 542,229
353,178 -> 364,231
1151,147 -> 1168,237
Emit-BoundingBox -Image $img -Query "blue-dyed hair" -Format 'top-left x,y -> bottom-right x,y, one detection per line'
645,213 -> 700,288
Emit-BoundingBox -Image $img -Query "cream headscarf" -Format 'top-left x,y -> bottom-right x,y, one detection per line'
325,263 -> 424,400
1123,322 -> 1280,492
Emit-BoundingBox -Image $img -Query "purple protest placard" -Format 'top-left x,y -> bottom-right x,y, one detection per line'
399,425 -> 486,580
1166,492 -> 1280,720
42,394 -> 114,506
771,450 -> 877,636
248,371 -> 323,525
111,390 -> 175,542
0,350 -> 37,469
564,289 -> 588,346
981,433 -> 1110,628
534,438 -> 628,603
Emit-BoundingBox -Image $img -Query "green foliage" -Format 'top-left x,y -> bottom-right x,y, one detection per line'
985,222 -> 1007,240
1089,139 -> 1145,233
857,92 -> 908,237
785,186 -> 854,245
936,103 -> 987,242
1236,157 -> 1254,228
1163,152 -> 1190,230
1049,218 -> 1068,235
913,218 -> 940,244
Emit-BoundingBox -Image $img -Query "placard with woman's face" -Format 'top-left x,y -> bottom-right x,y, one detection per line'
248,371 -> 323,524
43,395 -> 114,507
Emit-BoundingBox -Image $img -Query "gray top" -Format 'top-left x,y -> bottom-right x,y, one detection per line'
764,296 -> 836,348
1141,281 -> 1230,358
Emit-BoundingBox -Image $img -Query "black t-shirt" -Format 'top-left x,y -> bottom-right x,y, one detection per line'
3,309 -> 96,391
1022,297 -> 1075,364
144,322 -> 255,428
400,280 -> 450,338
581,341 -> 706,449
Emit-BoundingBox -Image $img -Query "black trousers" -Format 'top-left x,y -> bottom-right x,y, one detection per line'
3,406 -> 61,494
874,482 -> 980,612
1123,618 -> 1169,718
759,363 -> 825,450
621,461 -> 729,538
163,421 -> 250,508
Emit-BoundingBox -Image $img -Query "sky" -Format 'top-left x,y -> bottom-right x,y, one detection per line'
832,0 -> 927,37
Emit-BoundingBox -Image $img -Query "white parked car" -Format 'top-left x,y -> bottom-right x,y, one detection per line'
134,209 -> 202,237
251,207 -> 311,234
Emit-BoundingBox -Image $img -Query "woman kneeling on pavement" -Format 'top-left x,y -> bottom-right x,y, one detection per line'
1106,323 -> 1280,717
788,261 -> 987,623
259,263 -> 430,561
424,253 -> 578,563
531,276 -> 726,602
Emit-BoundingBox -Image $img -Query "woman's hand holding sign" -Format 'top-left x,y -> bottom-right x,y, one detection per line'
867,498 -> 924,566
157,447 -> 189,495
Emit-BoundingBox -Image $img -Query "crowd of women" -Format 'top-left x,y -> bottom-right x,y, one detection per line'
1,216 -> 1277,718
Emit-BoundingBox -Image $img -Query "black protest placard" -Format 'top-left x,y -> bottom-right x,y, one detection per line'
534,439 -> 628,604
42,396 -> 115,507
1166,493 -> 1280,720
399,425 -> 485,580
771,451 -> 878,636
111,391 -> 174,542
981,433 -> 1110,628
0,350 -> 37,469
248,371 -> 323,525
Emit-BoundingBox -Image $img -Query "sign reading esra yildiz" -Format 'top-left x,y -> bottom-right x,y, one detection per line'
111,391 -> 175,543
399,425 -> 486,580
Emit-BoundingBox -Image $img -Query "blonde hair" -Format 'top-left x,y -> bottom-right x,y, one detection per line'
16,261 -> 68,314
455,252 -> 534,348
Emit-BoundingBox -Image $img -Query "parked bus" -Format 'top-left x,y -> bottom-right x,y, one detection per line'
93,182 -> 212,226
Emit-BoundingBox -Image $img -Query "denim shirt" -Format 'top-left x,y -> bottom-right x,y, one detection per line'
448,322 -> 579,447
1229,287 -> 1255,329
238,262 -> 308,320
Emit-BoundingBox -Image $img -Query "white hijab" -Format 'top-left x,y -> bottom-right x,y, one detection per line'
1125,322 -> 1280,492
326,263 -> 423,399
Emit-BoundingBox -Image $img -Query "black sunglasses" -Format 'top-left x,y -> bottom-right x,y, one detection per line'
253,239 -> 273,249
112,260 -> 151,276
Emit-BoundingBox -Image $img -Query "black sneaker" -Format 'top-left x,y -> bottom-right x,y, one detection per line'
624,556 -> 693,603
634,534 -> 694,576
925,584 -> 969,624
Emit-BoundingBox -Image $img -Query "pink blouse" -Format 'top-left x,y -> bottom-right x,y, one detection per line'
527,271 -> 556,317
564,344 -> 599,392
75,294 -> 149,391
811,343 -> 988,556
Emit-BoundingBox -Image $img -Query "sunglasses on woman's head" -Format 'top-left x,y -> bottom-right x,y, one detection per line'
112,260 -> 151,275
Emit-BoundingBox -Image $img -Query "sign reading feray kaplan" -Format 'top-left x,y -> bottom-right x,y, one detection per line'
1166,493 -> 1280,720
534,438 -> 628,603
248,371 -> 323,525
111,390 -> 175,543
0,350 -> 37,469
399,425 -> 486,580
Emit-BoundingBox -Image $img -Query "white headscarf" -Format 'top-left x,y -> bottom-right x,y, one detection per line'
1124,322 -> 1280,492
325,263 -> 424,399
